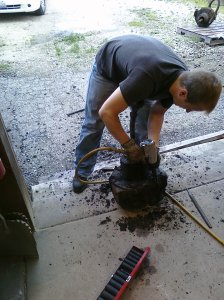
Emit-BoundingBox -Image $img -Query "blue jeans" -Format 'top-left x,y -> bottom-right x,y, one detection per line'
74,63 -> 118,177
134,99 -> 156,144
74,63 -> 152,177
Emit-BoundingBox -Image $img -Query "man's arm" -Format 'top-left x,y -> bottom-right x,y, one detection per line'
147,101 -> 168,147
99,87 -> 130,145
99,87 -> 146,162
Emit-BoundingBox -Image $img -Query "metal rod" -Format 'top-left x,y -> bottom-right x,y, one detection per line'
67,108 -> 84,117
164,191 -> 224,247
187,189 -> 212,228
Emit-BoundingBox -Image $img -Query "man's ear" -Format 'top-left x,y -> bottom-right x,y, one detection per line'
179,87 -> 188,99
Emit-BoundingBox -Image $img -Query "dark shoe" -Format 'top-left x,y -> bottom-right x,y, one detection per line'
72,176 -> 88,194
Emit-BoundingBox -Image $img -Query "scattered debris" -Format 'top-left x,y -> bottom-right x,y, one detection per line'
115,201 -> 187,233
99,216 -> 111,225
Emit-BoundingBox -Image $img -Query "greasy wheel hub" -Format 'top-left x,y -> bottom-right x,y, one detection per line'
109,156 -> 168,210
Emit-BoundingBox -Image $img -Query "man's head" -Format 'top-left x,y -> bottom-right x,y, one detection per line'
170,70 -> 222,113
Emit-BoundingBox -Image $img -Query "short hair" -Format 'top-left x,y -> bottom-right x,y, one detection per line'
179,70 -> 222,113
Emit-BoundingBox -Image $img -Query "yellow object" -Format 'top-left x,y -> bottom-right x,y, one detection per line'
75,149 -> 224,247
165,191 -> 224,247
75,146 -> 125,184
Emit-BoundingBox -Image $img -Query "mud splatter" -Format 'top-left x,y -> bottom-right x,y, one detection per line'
99,216 -> 111,225
115,201 -> 188,234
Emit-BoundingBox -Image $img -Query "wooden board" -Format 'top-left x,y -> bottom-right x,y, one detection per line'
177,22 -> 224,45
160,130 -> 224,154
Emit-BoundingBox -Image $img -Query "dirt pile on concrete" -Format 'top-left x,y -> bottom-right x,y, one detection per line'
115,202 -> 188,234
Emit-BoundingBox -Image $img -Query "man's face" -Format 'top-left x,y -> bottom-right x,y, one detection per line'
171,84 -> 207,113
175,100 -> 206,113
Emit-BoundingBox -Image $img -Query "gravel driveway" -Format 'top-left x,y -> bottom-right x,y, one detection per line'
0,0 -> 223,188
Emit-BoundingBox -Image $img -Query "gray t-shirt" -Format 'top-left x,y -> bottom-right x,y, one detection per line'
96,35 -> 188,109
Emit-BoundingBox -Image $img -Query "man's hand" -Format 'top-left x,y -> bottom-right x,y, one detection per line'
122,139 -> 145,163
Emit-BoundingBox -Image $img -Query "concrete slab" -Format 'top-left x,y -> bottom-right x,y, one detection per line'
27,180 -> 224,300
173,180 -> 224,239
26,139 -> 224,299
162,139 -> 224,193
0,257 -> 26,300
32,139 -> 224,229
31,169 -> 118,229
